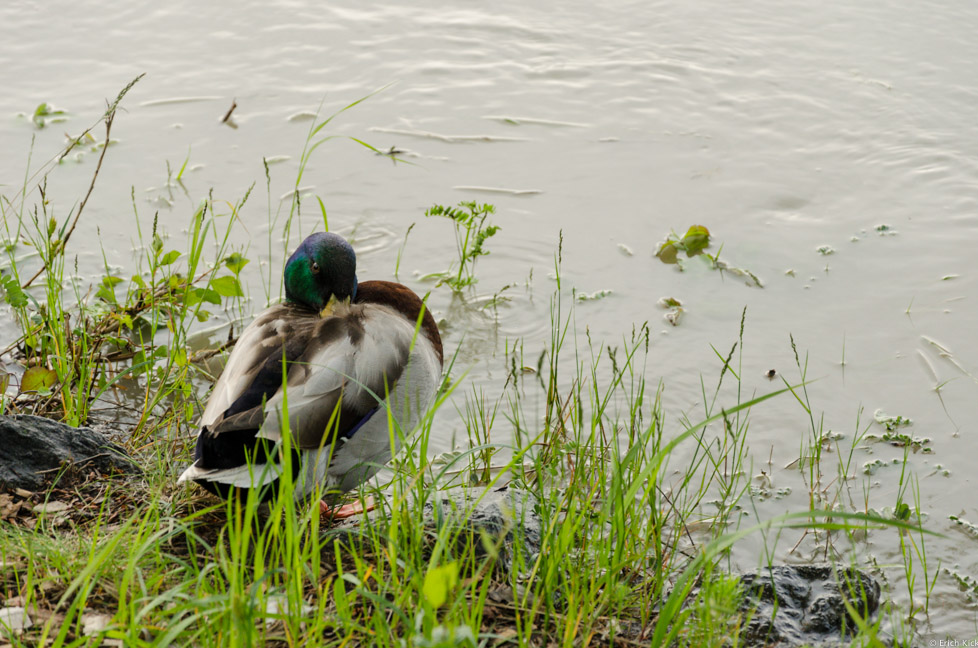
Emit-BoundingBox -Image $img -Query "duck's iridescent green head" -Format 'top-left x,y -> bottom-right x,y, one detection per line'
284,232 -> 358,311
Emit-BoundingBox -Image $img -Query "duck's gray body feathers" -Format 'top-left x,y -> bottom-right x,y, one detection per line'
178,280 -> 442,500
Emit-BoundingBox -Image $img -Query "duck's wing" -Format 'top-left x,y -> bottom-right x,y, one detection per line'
184,304 -> 319,480
197,303 -> 303,429
257,303 -> 415,451
185,303 -> 415,482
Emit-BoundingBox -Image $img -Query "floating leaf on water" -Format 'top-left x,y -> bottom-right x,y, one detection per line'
875,224 -> 898,235
32,102 -> 67,129
941,274 -> 959,281
680,225 -> 711,256
862,458 -> 887,476
664,308 -> 683,326
577,289 -> 613,302
655,225 -> 711,264
784,269 -> 796,277
655,240 -> 679,264
816,245 -> 835,255
657,296 -> 682,308
20,367 -> 57,394
870,430 -> 931,452
873,408 -> 912,431
949,515 -> 978,538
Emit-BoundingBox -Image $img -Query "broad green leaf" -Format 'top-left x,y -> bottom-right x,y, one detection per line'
172,347 -> 188,368
159,250 -> 181,266
21,366 -> 57,393
2,276 -> 28,308
97,275 -> 124,304
95,286 -> 116,304
655,240 -> 679,264
422,562 -> 458,609
209,275 -> 243,298
223,252 -> 250,276
681,225 -> 711,256
186,287 -> 221,307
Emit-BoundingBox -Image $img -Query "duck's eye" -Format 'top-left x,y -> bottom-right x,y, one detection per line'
311,262 -> 320,274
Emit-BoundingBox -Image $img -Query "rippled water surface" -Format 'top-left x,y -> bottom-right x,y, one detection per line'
3,0 -> 978,637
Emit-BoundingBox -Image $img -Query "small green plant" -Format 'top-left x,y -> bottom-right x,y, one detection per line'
31,102 -> 68,129
0,77 -> 249,428
655,224 -> 712,263
424,201 -> 499,291
655,224 -> 763,287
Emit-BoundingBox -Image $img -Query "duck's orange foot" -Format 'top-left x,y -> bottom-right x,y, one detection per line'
320,496 -> 375,520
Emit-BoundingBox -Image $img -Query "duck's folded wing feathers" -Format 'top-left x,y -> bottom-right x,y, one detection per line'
192,303 -> 421,480
258,306 -> 414,450
199,304 -> 299,427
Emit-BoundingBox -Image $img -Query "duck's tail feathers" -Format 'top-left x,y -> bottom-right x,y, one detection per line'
177,461 -> 282,488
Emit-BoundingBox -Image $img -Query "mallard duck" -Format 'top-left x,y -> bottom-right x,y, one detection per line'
177,232 -> 443,512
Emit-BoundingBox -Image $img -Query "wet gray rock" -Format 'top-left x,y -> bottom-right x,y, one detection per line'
0,415 -> 138,491
739,564 -> 881,647
329,485 -> 541,574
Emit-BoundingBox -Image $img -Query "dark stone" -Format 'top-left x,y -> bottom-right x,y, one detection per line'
328,485 -> 541,574
0,415 -> 138,491
738,564 -> 881,647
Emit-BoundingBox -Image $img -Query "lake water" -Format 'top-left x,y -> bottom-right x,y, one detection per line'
2,0 -> 977,639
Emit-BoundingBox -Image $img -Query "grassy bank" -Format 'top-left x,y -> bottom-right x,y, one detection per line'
0,84 -> 931,646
